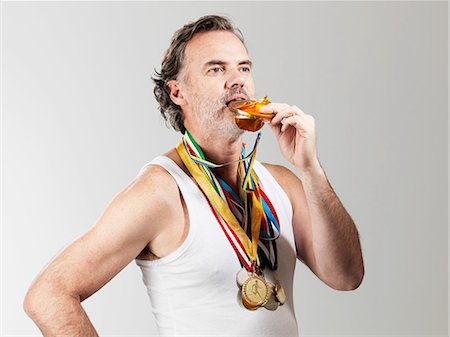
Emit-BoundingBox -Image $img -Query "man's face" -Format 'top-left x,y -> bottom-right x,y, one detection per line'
177,30 -> 256,137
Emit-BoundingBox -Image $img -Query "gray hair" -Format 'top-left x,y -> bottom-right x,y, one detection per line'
152,15 -> 246,134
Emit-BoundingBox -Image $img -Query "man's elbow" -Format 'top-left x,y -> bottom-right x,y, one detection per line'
23,281 -> 74,320
338,274 -> 364,291
23,285 -> 43,319
333,267 -> 365,291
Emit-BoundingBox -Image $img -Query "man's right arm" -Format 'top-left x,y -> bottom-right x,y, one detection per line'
23,164 -> 178,336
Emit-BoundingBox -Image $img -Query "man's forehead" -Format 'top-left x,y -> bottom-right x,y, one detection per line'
184,30 -> 249,65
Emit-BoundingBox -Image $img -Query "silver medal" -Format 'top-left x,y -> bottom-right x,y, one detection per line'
236,267 -> 250,287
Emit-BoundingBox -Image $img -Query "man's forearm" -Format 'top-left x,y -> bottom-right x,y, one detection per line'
24,291 -> 99,337
300,162 -> 364,290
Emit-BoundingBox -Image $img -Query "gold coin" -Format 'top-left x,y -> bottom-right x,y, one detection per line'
242,274 -> 270,308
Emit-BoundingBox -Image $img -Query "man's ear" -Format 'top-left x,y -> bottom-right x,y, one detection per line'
167,80 -> 186,106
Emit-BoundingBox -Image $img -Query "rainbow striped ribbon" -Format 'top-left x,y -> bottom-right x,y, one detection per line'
176,130 -> 280,271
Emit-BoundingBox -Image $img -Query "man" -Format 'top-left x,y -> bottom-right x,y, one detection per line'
24,15 -> 364,337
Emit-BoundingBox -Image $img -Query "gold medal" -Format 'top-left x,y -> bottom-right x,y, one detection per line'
241,293 -> 259,310
228,96 -> 273,132
241,274 -> 270,309
274,280 -> 286,305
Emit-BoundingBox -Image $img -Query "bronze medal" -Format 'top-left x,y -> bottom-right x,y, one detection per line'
263,283 -> 280,311
241,274 -> 270,309
274,280 -> 286,305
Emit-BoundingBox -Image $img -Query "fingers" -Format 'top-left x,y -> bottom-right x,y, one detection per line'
260,103 -> 293,125
280,115 -> 299,132
260,103 -> 308,129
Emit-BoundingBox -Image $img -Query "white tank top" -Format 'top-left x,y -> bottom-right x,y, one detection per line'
135,156 -> 299,336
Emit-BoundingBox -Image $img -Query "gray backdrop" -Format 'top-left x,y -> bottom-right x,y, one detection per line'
1,1 -> 448,336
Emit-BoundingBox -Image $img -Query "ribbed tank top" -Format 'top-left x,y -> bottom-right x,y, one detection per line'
135,156 -> 299,337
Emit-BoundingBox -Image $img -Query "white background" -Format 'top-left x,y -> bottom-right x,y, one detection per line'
1,1 -> 448,336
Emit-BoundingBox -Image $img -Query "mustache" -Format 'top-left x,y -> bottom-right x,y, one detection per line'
222,88 -> 251,105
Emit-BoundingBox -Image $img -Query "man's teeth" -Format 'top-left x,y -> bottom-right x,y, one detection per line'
230,98 -> 245,103
227,98 -> 244,106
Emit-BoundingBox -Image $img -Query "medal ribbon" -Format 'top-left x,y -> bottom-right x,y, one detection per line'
176,131 -> 280,271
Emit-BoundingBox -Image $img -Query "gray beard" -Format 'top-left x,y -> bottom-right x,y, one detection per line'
193,97 -> 244,140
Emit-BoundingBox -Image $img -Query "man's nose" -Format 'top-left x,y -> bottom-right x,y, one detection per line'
225,70 -> 245,89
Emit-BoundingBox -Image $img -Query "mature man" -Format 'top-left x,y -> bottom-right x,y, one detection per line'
24,15 -> 364,337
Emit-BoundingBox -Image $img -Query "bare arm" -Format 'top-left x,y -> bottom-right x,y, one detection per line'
299,163 -> 364,290
262,101 -> 364,291
23,165 -> 178,336
265,163 -> 364,291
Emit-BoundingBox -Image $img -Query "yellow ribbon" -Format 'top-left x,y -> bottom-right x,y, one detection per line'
176,141 -> 263,264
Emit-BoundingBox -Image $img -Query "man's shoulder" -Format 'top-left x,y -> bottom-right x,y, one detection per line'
131,147 -> 191,201
136,160 -> 174,184
131,157 -> 180,201
260,162 -> 299,182
259,162 -> 303,198
260,162 -> 290,173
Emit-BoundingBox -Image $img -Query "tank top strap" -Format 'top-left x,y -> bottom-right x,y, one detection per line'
140,155 -> 198,197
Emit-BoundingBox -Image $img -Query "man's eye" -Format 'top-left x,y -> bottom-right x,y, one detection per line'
240,66 -> 251,73
209,67 -> 223,73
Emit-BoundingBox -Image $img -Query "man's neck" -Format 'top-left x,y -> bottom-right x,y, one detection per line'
187,130 -> 243,194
